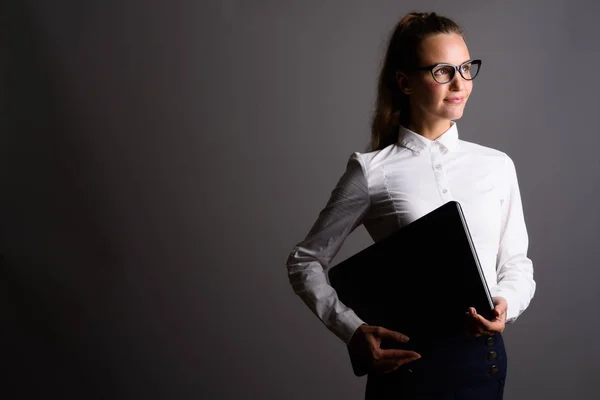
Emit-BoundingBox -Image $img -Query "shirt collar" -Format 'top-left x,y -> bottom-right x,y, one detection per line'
397,121 -> 460,154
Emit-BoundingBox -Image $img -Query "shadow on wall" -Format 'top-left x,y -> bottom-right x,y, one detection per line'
2,2 -> 124,399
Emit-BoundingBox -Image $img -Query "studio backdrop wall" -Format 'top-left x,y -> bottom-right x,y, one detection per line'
3,0 -> 599,399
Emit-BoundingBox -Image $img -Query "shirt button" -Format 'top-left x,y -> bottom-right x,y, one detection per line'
435,165 -> 442,170
442,189 -> 448,194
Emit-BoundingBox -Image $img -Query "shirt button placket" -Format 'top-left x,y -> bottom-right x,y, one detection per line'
431,143 -> 451,200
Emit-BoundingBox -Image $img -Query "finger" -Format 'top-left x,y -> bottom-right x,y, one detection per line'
493,309 -> 506,321
493,307 -> 507,321
465,313 -> 489,337
475,313 -> 501,329
470,306 -> 501,326
360,327 -> 382,348
474,323 -> 494,336
376,327 -> 410,344
465,310 -> 480,327
493,297 -> 508,311
395,353 -> 421,367
466,323 -> 482,337
377,348 -> 421,361
469,307 -> 503,329
473,314 -> 503,334
380,359 -> 404,374
371,355 -> 403,373
379,360 -> 404,374
379,353 -> 421,373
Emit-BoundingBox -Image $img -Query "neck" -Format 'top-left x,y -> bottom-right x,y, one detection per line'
406,119 -> 453,141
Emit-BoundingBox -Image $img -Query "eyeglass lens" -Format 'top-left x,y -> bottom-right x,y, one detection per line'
432,62 -> 480,83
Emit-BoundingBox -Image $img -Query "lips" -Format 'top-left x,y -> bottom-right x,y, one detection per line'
445,97 -> 464,104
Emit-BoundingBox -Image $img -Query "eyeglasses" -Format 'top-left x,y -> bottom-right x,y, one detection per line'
414,59 -> 482,84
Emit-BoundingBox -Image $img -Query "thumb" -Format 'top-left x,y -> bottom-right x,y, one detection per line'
494,303 -> 507,319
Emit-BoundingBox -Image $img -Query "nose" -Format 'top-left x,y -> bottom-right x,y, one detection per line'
449,70 -> 467,91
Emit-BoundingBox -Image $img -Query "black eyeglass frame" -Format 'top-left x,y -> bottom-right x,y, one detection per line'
414,59 -> 482,84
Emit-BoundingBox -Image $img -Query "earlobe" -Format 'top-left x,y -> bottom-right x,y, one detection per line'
396,71 -> 411,95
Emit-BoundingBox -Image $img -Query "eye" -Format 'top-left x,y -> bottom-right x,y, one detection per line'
434,66 -> 453,76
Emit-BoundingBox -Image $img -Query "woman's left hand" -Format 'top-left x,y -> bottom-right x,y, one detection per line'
465,297 -> 507,337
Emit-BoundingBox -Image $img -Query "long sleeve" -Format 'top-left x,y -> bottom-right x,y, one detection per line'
286,152 -> 371,344
490,154 -> 536,322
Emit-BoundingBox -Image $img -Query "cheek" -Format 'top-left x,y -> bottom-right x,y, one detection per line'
465,82 -> 473,97
422,82 -> 446,102
424,81 -> 439,91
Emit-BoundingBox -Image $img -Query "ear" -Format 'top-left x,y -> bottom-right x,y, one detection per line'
396,71 -> 412,95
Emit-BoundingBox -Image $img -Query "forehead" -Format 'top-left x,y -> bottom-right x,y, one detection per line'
417,33 -> 471,65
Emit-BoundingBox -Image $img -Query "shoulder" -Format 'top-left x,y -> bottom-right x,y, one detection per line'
459,140 -> 521,190
459,139 -> 507,158
459,139 -> 515,168
348,143 -> 407,174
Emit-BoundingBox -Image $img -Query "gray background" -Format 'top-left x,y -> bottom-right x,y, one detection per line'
2,0 -> 598,399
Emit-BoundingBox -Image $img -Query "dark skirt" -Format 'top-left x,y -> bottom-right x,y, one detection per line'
365,333 -> 507,400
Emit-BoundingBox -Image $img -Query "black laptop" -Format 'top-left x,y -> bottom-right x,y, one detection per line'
327,200 -> 494,350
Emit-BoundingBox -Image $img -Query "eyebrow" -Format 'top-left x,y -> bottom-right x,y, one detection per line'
425,59 -> 473,66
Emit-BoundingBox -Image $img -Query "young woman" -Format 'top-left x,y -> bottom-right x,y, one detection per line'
286,12 -> 535,399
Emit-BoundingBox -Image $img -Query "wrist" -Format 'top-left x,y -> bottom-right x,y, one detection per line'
348,323 -> 367,347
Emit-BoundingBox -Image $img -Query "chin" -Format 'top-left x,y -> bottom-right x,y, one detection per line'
443,109 -> 464,120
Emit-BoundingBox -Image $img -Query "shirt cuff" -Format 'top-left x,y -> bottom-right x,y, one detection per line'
336,310 -> 367,345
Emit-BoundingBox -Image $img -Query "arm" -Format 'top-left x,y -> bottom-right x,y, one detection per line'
286,152 -> 370,345
287,152 -> 423,376
489,154 -> 536,323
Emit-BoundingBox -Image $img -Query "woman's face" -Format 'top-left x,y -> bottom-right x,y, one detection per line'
401,33 -> 473,125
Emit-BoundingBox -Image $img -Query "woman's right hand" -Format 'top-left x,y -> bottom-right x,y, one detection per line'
347,324 -> 421,375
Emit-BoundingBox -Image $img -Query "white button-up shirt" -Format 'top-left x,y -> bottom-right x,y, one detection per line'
286,122 -> 536,344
